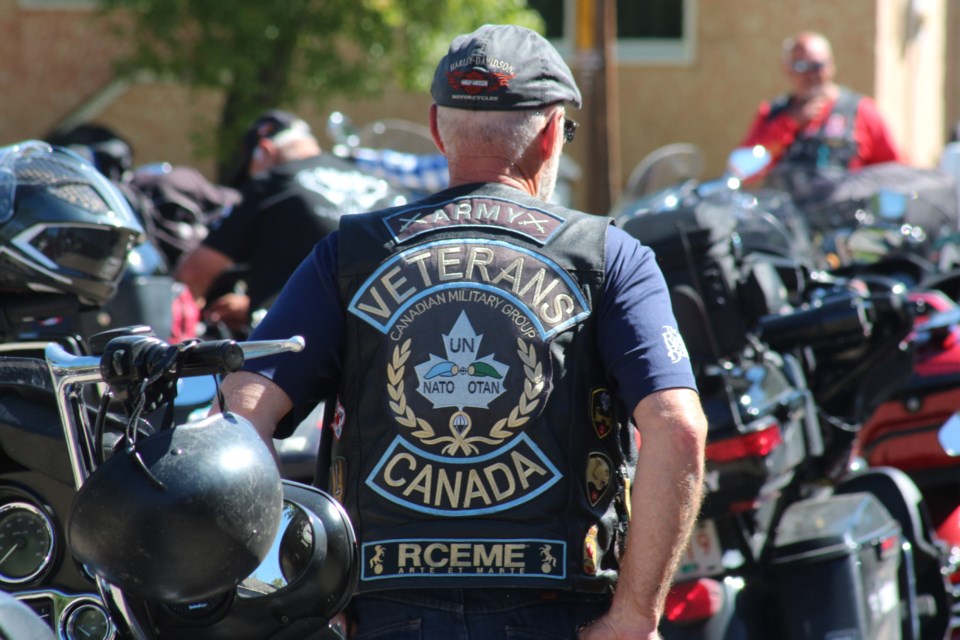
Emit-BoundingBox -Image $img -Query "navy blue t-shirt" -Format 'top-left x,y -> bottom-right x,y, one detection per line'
242,223 -> 697,428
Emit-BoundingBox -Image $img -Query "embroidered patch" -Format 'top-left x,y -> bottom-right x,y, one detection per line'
586,452 -> 612,507
447,68 -> 515,96
349,238 -> 592,517
330,399 -> 346,440
382,196 -> 564,245
591,388 -> 614,439
582,525 -> 599,576
361,537 -> 566,583
366,433 -> 562,516
330,456 -> 347,503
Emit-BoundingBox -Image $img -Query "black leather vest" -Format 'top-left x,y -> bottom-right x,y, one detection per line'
331,183 -> 636,594
770,87 -> 861,169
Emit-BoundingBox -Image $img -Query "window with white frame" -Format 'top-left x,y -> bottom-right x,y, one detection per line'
528,0 -> 696,65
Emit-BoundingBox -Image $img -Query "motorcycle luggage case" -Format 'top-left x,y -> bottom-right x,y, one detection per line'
621,200 -> 747,361
772,492 -> 902,640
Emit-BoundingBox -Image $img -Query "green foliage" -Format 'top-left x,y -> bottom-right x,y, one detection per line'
96,0 -> 544,176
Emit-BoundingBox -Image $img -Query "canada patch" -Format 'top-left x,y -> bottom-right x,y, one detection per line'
349,238 -> 593,517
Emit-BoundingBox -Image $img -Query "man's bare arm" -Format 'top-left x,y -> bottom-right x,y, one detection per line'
580,387 -> 707,639
215,371 -> 294,460
174,245 -> 235,302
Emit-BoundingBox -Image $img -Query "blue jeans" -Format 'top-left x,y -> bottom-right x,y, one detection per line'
350,589 -> 611,640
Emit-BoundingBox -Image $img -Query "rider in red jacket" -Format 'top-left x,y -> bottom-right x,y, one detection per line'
741,31 -> 902,171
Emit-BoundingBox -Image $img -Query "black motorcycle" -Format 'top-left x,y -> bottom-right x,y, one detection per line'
0,328 -> 357,639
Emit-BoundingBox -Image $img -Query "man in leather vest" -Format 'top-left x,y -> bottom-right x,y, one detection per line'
218,24 -> 707,639
741,31 -> 902,173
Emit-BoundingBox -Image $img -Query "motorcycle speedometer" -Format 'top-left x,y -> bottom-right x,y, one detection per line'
0,501 -> 56,585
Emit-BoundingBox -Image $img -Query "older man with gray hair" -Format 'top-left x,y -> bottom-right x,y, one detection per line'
216,24 -> 706,639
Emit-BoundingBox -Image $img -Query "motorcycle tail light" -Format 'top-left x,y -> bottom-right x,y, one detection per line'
665,577 -> 724,623
705,421 -> 783,463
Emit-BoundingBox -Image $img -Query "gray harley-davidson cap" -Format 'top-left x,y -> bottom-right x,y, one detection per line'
431,24 -> 582,111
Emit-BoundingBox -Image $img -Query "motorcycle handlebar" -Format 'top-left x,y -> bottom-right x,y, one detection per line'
756,289 -> 915,353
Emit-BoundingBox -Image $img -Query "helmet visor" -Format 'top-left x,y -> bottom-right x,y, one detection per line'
14,223 -> 136,283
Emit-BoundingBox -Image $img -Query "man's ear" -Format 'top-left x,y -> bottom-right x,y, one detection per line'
540,111 -> 562,160
429,104 -> 446,155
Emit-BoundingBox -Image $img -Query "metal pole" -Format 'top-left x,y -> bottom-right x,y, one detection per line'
574,0 -> 620,215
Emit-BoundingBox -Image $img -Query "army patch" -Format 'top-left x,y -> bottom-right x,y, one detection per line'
361,537 -> 567,583
586,452 -> 612,506
591,388 -> 614,439
383,196 -> 565,245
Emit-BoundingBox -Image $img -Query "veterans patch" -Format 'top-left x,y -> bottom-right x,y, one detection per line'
349,238 -> 591,518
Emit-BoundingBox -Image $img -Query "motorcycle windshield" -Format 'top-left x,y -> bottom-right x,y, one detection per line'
707,188 -> 815,263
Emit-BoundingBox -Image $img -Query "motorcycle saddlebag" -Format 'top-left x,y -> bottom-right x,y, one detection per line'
621,200 -> 747,361
771,492 -> 902,640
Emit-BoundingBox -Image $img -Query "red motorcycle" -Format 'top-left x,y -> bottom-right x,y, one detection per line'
852,282 -> 960,582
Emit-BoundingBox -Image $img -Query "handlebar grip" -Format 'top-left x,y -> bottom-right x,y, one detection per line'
179,340 -> 245,377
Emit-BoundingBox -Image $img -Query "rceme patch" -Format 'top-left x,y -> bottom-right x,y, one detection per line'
348,238 -> 589,517
362,538 -> 567,583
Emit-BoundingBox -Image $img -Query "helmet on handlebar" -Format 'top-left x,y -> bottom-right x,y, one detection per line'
67,412 -> 284,603
0,141 -> 143,307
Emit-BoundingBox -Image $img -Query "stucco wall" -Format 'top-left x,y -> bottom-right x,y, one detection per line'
876,0 -> 948,166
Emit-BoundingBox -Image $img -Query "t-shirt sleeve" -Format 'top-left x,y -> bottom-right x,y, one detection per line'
241,232 -> 344,410
855,97 -> 903,165
598,226 -> 698,412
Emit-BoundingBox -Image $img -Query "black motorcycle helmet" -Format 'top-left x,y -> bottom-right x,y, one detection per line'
67,412 -> 284,603
0,141 -> 143,307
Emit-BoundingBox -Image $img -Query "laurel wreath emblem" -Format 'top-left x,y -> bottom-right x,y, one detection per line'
387,337 -> 544,456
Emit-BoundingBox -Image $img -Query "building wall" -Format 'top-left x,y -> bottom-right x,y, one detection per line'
875,0 -> 948,167
0,0 -> 951,199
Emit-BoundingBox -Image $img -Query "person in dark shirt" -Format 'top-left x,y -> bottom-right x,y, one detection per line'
175,110 -> 407,333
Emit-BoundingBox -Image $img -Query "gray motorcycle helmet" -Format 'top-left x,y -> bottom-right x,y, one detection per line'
0,141 -> 143,307
67,412 -> 284,603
